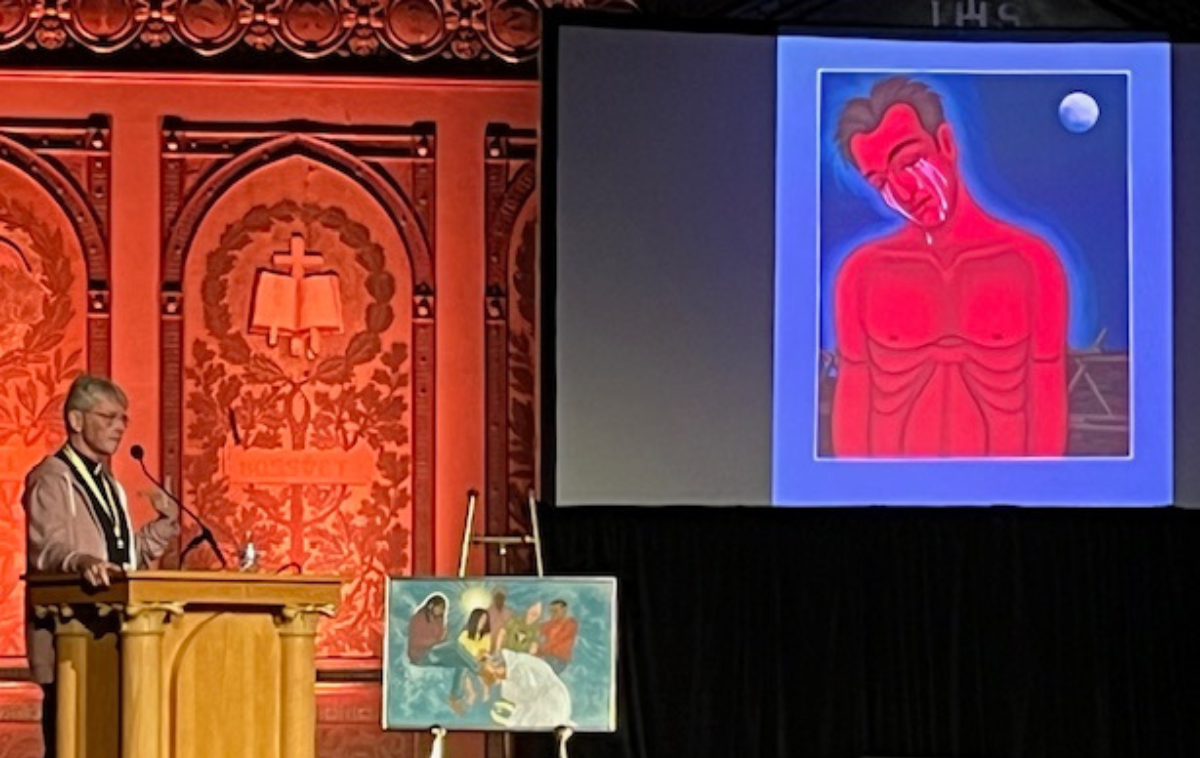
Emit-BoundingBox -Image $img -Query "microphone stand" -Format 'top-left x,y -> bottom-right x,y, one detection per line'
180,526 -> 227,569
131,448 -> 228,568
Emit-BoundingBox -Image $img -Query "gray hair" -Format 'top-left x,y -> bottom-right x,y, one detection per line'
64,374 -> 127,426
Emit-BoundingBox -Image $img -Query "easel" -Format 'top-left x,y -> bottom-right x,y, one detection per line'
458,489 -> 544,578
426,490 -> 570,758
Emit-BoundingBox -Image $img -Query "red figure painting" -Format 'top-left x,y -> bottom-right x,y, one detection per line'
831,77 -> 1068,457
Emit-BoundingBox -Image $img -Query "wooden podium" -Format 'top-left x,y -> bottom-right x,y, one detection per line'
26,571 -> 341,758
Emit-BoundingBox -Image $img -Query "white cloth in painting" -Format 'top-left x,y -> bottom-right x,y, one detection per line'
497,649 -> 572,728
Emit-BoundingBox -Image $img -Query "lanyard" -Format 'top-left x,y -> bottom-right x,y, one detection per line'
60,444 -> 126,550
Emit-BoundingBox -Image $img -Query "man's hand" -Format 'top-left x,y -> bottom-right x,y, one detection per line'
76,555 -> 123,588
142,488 -> 179,521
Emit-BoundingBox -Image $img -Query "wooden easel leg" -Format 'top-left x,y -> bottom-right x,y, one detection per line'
528,490 -> 544,577
458,490 -> 478,578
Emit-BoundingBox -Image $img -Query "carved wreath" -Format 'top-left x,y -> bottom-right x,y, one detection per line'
185,198 -> 411,654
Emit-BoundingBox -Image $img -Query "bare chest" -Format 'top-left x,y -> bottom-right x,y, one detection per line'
858,252 -> 1035,349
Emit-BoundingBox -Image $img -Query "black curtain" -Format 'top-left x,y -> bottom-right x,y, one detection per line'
515,507 -> 1200,758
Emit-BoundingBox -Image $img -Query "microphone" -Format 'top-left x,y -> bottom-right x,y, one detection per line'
129,444 -> 228,568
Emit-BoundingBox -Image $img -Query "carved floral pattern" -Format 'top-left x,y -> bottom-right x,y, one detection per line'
185,199 -> 411,660
0,198 -> 80,449
0,0 -> 637,60
0,145 -> 97,665
318,725 -> 417,758
0,199 -> 80,661
0,728 -> 42,758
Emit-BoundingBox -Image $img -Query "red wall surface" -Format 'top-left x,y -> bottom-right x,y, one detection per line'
0,69 -> 537,758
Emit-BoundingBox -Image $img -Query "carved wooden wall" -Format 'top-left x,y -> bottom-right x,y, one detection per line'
0,0 -> 564,747
0,68 -> 537,757
483,123 -> 538,575
0,117 -> 111,669
159,120 -> 436,667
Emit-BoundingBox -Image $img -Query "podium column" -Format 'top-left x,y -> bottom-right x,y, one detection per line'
119,602 -> 182,758
276,604 -> 334,758
48,606 -> 89,758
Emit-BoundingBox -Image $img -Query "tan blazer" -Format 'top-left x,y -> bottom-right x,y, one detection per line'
23,453 -> 179,683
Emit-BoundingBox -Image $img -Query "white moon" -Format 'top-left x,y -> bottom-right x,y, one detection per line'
1059,92 -> 1100,134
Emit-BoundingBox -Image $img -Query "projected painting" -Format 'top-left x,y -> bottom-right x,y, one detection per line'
774,39 -> 1171,504
821,73 -> 1120,458
383,577 -> 617,732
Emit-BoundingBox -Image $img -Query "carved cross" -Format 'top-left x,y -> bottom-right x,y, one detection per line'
273,233 -> 325,287
248,231 -> 343,359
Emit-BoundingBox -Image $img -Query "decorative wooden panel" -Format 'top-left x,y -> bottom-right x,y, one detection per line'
0,725 -> 40,758
482,123 -> 537,575
317,683 -> 419,758
0,0 -> 636,61
0,117 -> 111,668
0,682 -> 41,758
160,120 -> 435,669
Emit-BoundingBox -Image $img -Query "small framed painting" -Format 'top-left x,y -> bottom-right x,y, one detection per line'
383,576 -> 617,732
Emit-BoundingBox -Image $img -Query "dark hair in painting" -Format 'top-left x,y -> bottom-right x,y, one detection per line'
465,608 -> 491,639
836,76 -> 946,166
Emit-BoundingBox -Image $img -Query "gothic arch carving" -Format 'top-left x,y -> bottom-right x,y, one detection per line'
161,129 -> 433,287
159,121 -> 436,595
0,120 -> 113,372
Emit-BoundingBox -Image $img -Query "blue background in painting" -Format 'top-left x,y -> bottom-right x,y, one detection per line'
383,578 -> 617,732
773,37 -> 1172,505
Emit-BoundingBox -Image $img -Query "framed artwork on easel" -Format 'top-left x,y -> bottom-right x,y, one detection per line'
383,576 -> 617,732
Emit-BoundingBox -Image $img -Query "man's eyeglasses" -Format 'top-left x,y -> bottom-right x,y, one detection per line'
85,410 -> 130,426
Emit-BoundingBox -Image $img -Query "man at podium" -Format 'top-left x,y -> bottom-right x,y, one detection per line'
23,374 -> 180,757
